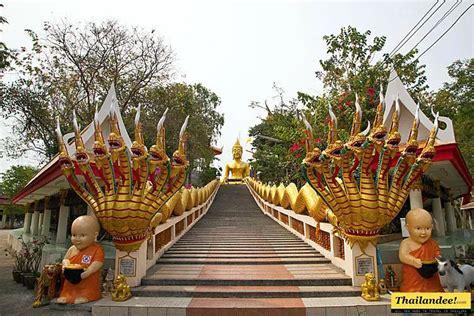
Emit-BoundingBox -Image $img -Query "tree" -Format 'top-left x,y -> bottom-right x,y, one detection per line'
0,3 -> 11,70
311,26 -> 428,138
248,85 -> 306,185
0,165 -> 38,215
138,82 -> 224,184
431,58 -> 474,175
1,20 -> 175,160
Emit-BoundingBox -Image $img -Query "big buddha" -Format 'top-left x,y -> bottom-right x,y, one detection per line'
223,139 -> 250,183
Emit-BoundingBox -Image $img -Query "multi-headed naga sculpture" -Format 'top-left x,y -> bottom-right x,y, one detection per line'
302,91 -> 438,250
56,103 -> 189,252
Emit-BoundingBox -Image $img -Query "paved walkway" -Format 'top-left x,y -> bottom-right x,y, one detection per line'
0,229 -> 90,316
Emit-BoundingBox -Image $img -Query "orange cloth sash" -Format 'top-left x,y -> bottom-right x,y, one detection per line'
59,242 -> 104,303
400,239 -> 444,292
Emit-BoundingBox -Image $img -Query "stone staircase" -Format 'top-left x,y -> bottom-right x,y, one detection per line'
133,185 -> 358,299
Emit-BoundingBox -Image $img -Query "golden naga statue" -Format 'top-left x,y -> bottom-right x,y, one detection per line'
56,103 -> 189,252
302,90 -> 439,250
223,138 -> 250,183
111,274 -> 132,302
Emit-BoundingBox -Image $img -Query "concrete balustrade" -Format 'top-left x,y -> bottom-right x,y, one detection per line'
114,183 -> 221,287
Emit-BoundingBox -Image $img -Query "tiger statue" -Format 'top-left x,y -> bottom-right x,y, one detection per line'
33,263 -> 62,308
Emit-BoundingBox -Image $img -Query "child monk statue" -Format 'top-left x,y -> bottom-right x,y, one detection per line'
57,215 -> 105,304
399,208 -> 444,292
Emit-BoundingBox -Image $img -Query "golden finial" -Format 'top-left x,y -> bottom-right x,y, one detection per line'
373,84 -> 385,128
389,95 -> 401,133
72,110 -> 86,150
350,93 -> 362,136
233,138 -> 242,149
55,117 -> 68,155
327,103 -> 337,144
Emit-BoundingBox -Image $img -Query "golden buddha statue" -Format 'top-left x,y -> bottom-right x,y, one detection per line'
223,138 -> 250,183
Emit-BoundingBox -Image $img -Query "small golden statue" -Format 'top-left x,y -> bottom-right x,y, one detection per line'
378,278 -> 388,295
223,138 -> 250,183
111,274 -> 132,302
361,272 -> 380,301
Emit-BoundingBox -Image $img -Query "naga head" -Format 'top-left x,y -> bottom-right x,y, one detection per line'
401,103 -> 420,163
369,87 -> 387,148
416,112 -> 438,167
93,107 -> 109,160
171,116 -> 190,173
301,115 -> 323,168
131,104 -> 148,161
149,108 -> 170,171
324,104 -> 344,161
72,110 -> 90,166
107,100 -> 125,156
386,96 -> 401,153
56,117 -> 74,173
346,94 -> 370,156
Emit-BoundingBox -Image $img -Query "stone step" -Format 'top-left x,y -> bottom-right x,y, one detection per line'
132,285 -> 361,298
157,257 -> 330,264
165,250 -> 318,254
141,277 -> 352,287
161,253 -> 324,259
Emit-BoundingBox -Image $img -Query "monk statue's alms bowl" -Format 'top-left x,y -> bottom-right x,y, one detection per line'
64,264 -> 84,284
416,260 -> 438,279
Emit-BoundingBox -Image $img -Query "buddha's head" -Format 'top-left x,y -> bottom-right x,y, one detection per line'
232,138 -> 243,160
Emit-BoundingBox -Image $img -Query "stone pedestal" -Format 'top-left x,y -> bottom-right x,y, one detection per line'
56,205 -> 70,244
432,198 -> 446,237
444,201 -> 456,233
409,189 -> 423,209
344,241 -> 378,286
41,209 -> 51,236
24,212 -> 32,234
31,211 -> 40,236
115,241 -> 147,287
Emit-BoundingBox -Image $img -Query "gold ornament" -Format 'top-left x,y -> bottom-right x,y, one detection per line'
361,272 -> 380,301
302,91 -> 439,250
111,274 -> 132,302
56,104 -> 189,252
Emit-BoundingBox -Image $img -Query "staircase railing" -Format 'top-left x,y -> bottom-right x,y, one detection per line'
245,178 -> 373,286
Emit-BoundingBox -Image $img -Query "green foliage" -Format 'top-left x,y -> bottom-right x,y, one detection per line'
431,59 -> 474,175
248,26 -> 429,185
0,20 -> 224,184
1,20 -> 175,161
0,3 -> 11,70
0,165 -> 37,214
248,86 -> 306,185
315,26 -> 428,135
138,82 -> 224,183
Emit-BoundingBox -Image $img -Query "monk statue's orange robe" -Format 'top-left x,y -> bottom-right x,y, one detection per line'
60,243 -> 104,303
400,239 -> 444,292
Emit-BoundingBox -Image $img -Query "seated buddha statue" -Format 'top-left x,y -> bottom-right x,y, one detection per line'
223,139 -> 250,183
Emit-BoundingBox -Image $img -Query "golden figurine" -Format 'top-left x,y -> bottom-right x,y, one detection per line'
223,138 -> 250,183
361,272 -> 380,301
111,274 -> 132,302
56,104 -> 189,252
33,263 -> 62,307
378,278 -> 388,295
301,89 -> 439,250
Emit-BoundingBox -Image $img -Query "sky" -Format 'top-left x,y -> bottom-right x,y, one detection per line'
1,0 -> 473,175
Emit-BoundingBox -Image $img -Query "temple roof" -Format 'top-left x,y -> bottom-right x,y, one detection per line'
12,85 -> 131,205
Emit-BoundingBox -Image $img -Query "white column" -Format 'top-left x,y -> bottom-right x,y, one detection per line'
41,209 -> 51,236
115,241 -> 146,287
409,189 -> 423,209
24,212 -> 32,234
30,211 -> 40,236
444,201 -> 457,233
38,213 -> 44,235
344,241 -> 378,286
56,205 -> 70,244
432,198 -> 446,237
1,211 -> 6,228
